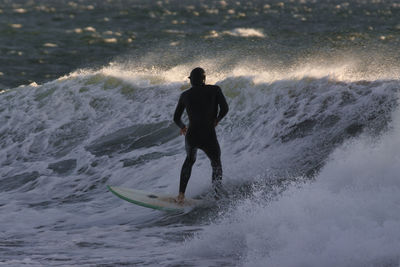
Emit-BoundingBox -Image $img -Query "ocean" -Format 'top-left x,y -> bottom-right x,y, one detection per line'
1,0 -> 400,266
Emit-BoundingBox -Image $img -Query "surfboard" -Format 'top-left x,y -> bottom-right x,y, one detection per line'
107,186 -> 202,212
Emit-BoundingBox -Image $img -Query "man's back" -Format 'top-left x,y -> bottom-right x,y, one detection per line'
183,85 -> 222,129
174,85 -> 228,132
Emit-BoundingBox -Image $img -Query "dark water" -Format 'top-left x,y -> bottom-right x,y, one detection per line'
1,0 -> 400,88
1,0 -> 400,266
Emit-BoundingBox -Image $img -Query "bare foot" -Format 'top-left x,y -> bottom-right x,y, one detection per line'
177,192 -> 185,204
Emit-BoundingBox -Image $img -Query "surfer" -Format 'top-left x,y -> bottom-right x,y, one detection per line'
173,67 -> 229,203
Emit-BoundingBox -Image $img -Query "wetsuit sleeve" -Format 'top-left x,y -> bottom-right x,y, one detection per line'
173,94 -> 186,129
216,87 -> 229,123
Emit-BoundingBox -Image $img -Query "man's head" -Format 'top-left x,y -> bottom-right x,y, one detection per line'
188,67 -> 206,86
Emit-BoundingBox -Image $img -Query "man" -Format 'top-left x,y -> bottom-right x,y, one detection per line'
173,67 -> 229,203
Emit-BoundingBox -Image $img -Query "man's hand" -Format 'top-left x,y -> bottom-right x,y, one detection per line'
180,126 -> 187,136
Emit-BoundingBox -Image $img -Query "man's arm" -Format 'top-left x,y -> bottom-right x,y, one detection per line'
173,94 -> 186,129
216,87 -> 229,124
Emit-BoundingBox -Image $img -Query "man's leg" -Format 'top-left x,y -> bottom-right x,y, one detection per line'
202,140 -> 223,194
179,139 -> 197,194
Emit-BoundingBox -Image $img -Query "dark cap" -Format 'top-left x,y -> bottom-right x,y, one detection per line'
189,67 -> 205,78
188,67 -> 206,85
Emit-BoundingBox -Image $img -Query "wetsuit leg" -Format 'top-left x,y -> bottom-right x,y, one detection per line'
201,138 -> 223,190
179,139 -> 197,194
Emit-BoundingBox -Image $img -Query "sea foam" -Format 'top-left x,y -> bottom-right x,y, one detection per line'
184,101 -> 400,267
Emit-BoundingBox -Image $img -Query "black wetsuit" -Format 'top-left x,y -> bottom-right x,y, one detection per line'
174,84 -> 229,194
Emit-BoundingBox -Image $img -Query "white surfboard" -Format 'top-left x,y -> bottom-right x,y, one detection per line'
107,186 -> 202,212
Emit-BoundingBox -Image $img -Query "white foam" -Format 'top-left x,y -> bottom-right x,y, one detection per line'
224,28 -> 265,38
207,28 -> 265,38
184,102 -> 400,267
43,43 -> 58,48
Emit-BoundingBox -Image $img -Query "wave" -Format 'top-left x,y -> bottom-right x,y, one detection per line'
1,63 -> 399,265
0,64 -> 398,192
184,103 -> 400,267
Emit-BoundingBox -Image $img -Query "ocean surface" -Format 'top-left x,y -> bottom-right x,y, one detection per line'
1,0 -> 400,266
